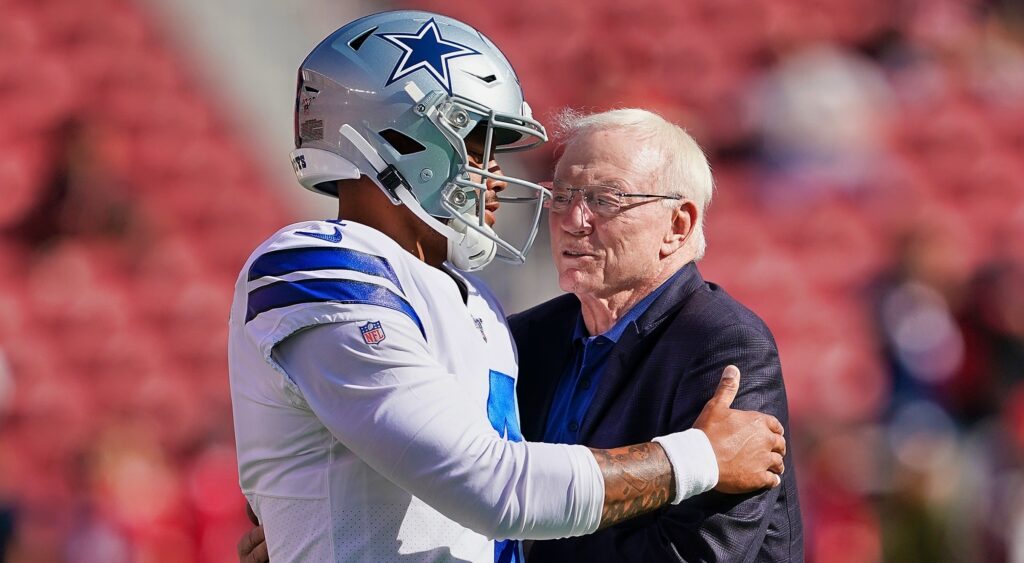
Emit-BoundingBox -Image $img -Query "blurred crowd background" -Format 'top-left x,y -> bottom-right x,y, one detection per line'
2,0 -> 1024,561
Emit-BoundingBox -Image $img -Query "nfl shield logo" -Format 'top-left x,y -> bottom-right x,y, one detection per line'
359,321 -> 386,345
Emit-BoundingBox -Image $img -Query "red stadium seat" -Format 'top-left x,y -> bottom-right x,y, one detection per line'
776,199 -> 888,293
0,2 -> 299,557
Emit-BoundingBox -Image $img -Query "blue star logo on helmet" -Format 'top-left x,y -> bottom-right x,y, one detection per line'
377,18 -> 480,95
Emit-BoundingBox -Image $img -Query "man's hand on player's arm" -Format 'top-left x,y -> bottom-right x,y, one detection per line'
589,365 -> 785,529
695,364 -> 787,493
238,502 -> 268,563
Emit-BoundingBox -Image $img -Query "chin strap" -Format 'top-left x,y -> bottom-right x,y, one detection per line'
445,213 -> 498,271
338,124 -> 498,271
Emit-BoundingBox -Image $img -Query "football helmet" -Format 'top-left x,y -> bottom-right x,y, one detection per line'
291,10 -> 549,271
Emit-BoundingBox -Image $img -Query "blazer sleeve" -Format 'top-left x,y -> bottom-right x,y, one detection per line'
593,322 -> 791,563
667,321 -> 790,563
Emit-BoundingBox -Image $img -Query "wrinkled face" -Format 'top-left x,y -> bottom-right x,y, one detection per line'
549,130 -> 678,299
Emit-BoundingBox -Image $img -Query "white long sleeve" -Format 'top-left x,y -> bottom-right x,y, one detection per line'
272,313 -> 605,541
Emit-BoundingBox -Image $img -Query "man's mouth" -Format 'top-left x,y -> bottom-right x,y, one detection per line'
483,200 -> 500,226
562,249 -> 594,258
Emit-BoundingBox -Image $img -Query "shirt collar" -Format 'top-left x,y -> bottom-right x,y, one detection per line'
572,266 -> 686,345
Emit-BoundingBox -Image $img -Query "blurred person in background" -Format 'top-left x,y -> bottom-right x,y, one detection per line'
748,44 -> 894,208
0,350 -> 12,562
0,508 -> 10,563
230,11 -> 785,563
870,217 -> 975,418
0,119 -> 135,249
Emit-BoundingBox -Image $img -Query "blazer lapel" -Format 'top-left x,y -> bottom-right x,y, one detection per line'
637,263 -> 706,332
579,264 -> 707,442
516,303 -> 578,441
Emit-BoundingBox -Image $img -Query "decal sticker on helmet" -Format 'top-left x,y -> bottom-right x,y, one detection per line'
377,18 -> 480,95
300,119 -> 324,141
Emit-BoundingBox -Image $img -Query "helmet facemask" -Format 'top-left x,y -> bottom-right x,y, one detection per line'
413,90 -> 550,271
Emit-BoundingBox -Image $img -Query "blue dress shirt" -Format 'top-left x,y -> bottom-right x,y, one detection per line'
541,269 -> 684,445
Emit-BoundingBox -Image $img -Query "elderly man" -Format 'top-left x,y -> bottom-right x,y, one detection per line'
512,108 -> 803,561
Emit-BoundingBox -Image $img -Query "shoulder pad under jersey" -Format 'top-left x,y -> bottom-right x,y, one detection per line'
242,221 -> 425,365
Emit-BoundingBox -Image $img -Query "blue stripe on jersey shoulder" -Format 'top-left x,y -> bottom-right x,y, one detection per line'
245,278 -> 424,337
248,247 -> 403,292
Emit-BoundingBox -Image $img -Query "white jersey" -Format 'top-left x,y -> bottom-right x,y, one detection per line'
228,220 -> 604,563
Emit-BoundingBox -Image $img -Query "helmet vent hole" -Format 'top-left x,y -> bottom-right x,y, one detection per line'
463,71 -> 497,83
380,129 -> 426,155
348,26 -> 377,51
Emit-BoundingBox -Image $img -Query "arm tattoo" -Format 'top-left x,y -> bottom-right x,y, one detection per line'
589,443 -> 675,529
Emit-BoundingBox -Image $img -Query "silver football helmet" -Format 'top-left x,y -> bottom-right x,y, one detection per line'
291,10 -> 549,271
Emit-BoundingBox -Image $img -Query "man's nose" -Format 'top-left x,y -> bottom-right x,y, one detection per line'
559,195 -> 592,235
486,159 -> 507,193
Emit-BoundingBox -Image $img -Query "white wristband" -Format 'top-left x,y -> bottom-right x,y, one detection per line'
652,429 -> 719,504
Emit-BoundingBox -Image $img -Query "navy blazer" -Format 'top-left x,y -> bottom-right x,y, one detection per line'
510,263 -> 803,562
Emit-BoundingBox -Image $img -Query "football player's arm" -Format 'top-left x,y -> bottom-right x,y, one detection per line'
591,362 -> 785,531
271,310 -> 783,539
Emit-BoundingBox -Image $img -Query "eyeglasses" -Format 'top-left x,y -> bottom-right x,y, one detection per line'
544,182 -> 683,217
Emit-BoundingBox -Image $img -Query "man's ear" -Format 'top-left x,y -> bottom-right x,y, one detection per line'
661,201 -> 698,258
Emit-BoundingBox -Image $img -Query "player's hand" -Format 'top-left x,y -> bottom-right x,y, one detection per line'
693,365 -> 786,494
238,502 -> 269,563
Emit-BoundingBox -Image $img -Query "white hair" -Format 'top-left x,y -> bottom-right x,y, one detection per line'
554,108 -> 714,259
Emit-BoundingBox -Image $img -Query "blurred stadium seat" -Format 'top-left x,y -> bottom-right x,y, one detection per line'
0,0 -> 291,559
